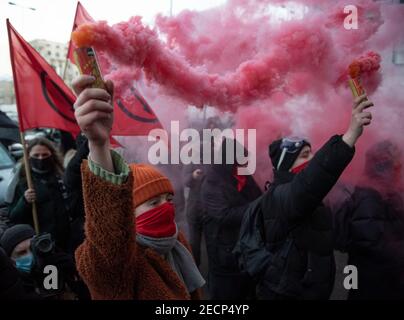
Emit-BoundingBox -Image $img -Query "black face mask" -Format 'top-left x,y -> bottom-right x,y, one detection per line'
29,156 -> 54,173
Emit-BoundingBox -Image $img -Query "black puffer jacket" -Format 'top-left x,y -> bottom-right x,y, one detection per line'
334,187 -> 404,300
258,135 -> 355,299
201,141 -> 262,275
8,172 -> 71,250
63,134 -> 89,253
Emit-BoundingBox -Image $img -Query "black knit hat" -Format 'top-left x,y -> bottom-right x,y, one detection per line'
269,138 -> 311,172
0,224 -> 35,257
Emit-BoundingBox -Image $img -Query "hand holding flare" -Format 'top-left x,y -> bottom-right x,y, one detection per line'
348,51 -> 381,99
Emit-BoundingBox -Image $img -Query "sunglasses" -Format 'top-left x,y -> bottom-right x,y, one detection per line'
277,137 -> 309,170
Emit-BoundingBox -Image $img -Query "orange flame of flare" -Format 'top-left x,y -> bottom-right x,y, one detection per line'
71,24 -> 95,48
348,61 -> 362,79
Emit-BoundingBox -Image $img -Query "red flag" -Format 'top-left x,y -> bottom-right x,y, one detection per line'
67,2 -> 163,136
7,19 -> 80,135
66,2 -> 94,64
7,20 -> 121,148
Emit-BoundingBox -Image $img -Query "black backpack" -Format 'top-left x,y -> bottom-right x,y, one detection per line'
233,196 -> 275,280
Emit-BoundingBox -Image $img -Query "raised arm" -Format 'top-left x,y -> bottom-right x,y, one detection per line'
262,94 -> 374,226
72,75 -> 135,299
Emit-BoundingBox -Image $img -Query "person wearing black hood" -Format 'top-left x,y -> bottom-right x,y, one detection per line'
7,137 -> 71,251
0,224 -> 85,299
256,94 -> 374,300
201,138 -> 262,299
334,140 -> 404,300
0,224 -> 40,299
0,247 -> 40,300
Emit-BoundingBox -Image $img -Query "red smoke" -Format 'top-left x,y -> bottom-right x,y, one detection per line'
73,0 -> 404,191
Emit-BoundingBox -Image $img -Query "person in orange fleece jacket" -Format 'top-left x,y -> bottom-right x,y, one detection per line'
72,75 -> 205,300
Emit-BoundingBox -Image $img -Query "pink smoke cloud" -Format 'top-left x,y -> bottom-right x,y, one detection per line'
72,0 -> 404,191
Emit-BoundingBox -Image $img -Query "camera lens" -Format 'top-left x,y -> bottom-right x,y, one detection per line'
37,238 -> 53,253
32,234 -> 54,255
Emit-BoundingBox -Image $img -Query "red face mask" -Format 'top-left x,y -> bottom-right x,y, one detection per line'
232,165 -> 248,192
135,202 -> 176,238
291,161 -> 310,174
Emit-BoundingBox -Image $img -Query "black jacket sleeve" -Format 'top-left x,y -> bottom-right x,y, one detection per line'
262,135 -> 355,227
63,135 -> 89,189
63,135 -> 89,221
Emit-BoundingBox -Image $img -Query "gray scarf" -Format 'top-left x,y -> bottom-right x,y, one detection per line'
136,227 -> 205,294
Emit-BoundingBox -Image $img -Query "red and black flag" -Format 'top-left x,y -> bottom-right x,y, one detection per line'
67,2 -> 163,136
7,19 -> 80,135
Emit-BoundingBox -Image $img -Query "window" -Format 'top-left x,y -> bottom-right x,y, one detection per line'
0,144 -> 14,169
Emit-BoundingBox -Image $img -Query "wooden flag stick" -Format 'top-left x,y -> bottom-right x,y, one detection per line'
7,19 -> 40,234
19,131 -> 40,235
62,58 -> 69,81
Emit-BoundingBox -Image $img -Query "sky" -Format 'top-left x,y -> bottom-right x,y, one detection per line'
0,0 -> 226,79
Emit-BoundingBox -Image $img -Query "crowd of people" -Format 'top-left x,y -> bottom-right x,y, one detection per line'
0,74 -> 403,300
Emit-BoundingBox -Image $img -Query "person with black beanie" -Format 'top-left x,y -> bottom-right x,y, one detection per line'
0,224 -> 89,300
254,94 -> 374,299
0,224 -> 40,298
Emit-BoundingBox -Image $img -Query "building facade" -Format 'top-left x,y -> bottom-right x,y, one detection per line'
0,80 -> 15,105
29,39 -> 79,87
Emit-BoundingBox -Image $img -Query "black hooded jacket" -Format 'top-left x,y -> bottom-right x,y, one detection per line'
201,140 -> 262,275
258,135 -> 355,299
334,186 -> 404,299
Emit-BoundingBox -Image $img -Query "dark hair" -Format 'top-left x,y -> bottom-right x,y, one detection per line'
20,137 -> 64,177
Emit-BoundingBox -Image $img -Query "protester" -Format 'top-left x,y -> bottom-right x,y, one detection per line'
250,94 -> 374,300
72,75 -> 205,300
0,224 -> 83,300
0,246 -> 40,300
334,140 -> 404,300
0,224 -> 38,297
7,137 -> 71,251
182,131 -> 215,268
201,139 -> 262,299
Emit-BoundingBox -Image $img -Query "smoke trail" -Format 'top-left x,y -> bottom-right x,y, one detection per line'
73,0 -> 403,190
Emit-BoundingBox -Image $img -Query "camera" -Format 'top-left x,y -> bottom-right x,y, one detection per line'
30,232 -> 55,260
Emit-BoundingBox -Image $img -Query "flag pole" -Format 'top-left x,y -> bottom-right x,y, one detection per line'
63,1 -> 80,81
62,57 -> 69,81
19,132 -> 40,234
7,19 -> 40,234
